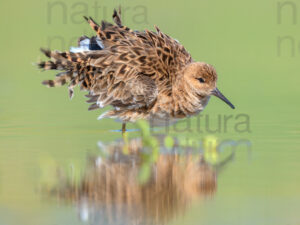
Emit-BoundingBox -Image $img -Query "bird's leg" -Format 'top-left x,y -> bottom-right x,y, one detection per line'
122,123 -> 126,135
122,122 -> 129,153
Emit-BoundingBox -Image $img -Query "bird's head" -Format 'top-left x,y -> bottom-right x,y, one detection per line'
182,62 -> 235,109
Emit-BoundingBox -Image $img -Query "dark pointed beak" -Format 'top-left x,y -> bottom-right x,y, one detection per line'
211,88 -> 235,109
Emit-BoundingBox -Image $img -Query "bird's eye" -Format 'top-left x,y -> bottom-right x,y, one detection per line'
198,78 -> 205,83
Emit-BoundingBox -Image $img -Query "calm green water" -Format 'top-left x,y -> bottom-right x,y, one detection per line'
1,0 -> 300,224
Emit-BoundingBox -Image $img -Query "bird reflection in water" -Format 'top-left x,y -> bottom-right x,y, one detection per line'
50,137 -> 234,225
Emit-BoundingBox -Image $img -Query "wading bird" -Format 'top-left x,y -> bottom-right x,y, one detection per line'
38,8 -> 235,134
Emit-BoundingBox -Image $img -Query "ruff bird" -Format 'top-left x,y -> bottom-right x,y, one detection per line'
38,8 -> 235,133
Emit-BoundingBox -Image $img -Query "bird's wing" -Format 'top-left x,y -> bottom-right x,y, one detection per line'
84,13 -> 193,84
86,70 -> 158,111
82,13 -> 192,102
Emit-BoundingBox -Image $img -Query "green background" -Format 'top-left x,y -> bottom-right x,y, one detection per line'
0,0 -> 299,224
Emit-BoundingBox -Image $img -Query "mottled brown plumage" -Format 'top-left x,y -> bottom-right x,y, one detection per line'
38,9 -> 234,129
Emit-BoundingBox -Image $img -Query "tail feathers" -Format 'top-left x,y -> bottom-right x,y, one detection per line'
38,60 -> 70,71
38,48 -> 98,99
42,48 -> 89,62
42,71 -> 73,88
38,8 -> 130,101
40,49 -> 92,74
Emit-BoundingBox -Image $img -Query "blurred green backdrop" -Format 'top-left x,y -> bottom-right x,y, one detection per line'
0,0 -> 299,224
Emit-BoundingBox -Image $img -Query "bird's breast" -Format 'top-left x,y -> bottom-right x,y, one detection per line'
147,95 -> 211,126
